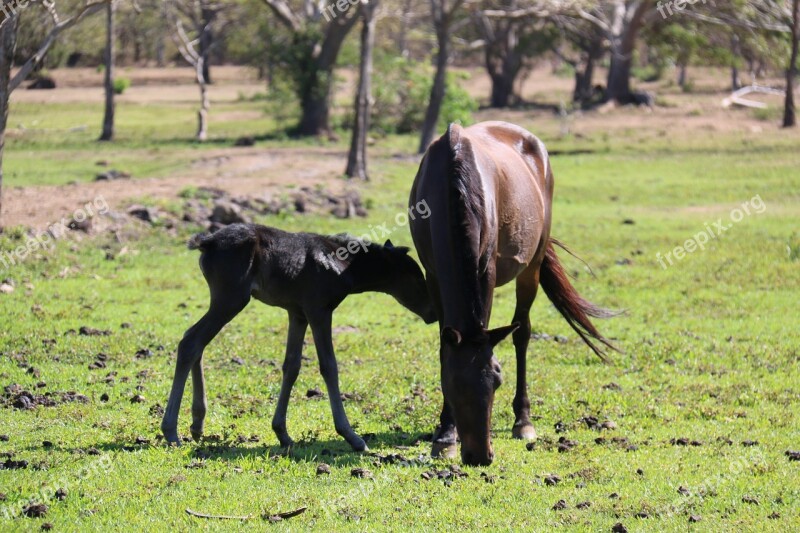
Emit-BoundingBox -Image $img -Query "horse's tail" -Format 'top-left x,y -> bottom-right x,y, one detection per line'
539,239 -> 619,361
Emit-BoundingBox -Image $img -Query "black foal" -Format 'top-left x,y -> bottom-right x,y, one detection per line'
161,223 -> 436,451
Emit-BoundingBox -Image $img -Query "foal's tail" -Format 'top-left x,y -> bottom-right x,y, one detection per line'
539,239 -> 619,361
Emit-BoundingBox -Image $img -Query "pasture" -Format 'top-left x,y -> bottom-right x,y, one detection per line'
0,66 -> 799,531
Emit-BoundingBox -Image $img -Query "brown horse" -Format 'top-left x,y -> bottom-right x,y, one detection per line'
409,121 -> 616,466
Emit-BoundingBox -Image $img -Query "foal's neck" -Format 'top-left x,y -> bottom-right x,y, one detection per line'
346,246 -> 398,295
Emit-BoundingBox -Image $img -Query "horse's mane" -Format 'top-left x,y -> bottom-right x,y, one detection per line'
444,124 -> 490,332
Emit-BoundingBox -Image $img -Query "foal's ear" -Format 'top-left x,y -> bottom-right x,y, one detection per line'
384,239 -> 394,248
442,326 -> 463,347
486,323 -> 519,347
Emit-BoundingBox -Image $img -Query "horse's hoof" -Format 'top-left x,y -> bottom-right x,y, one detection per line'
512,424 -> 537,441
190,430 -> 203,442
431,441 -> 458,459
349,437 -> 368,452
279,437 -> 295,449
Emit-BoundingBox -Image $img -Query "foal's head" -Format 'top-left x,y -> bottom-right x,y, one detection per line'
381,240 -> 437,324
440,323 -> 518,466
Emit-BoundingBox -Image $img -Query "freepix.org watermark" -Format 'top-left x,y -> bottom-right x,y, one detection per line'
323,199 -> 431,268
656,0 -> 708,19
1,0 -> 32,23
0,195 -> 109,271
656,194 -> 766,269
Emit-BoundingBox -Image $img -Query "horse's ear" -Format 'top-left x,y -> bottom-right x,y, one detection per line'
384,239 -> 394,248
486,323 -> 519,347
442,326 -> 462,347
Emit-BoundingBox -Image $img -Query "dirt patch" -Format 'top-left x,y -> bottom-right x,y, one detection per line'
2,384 -> 89,409
1,147 -> 352,230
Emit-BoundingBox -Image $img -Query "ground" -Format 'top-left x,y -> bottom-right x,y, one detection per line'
0,64 -> 798,531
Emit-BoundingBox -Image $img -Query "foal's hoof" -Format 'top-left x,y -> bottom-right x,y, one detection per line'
512,424 -> 537,441
190,429 -> 204,442
162,432 -> 182,446
431,441 -> 458,459
161,428 -> 181,446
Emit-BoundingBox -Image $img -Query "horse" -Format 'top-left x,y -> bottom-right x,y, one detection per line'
409,121 -> 616,466
161,223 -> 436,451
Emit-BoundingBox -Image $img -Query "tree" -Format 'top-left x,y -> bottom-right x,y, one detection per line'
784,0 -> 799,127
551,14 -> 605,105
473,1 -> 530,108
577,1 -> 656,103
199,1 -> 216,83
168,0 -> 219,141
418,0 -> 465,153
0,1 -> 104,225
99,0 -> 116,142
346,0 -> 379,180
260,0 -> 360,137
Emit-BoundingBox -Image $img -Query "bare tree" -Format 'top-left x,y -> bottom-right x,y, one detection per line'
0,1 -> 104,224
260,0 -> 360,137
576,1 -> 655,104
784,0 -> 799,127
199,1 -> 216,83
99,0 -> 116,142
346,0 -> 379,180
418,0 -> 465,153
168,1 -> 213,141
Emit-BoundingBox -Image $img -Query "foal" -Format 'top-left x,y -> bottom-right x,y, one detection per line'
161,223 -> 436,451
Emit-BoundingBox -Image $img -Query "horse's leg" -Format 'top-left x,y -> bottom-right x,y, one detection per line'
271,312 -> 308,448
308,310 -> 367,452
425,275 -> 458,458
511,265 -> 539,440
162,294 -> 249,445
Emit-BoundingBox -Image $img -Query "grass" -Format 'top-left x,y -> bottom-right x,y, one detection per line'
0,94 -> 799,531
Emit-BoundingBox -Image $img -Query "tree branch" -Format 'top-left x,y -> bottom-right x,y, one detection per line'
260,0 -> 302,31
9,1 -> 105,92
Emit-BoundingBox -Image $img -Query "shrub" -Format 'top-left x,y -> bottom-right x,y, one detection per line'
369,55 -> 478,135
113,77 -> 130,95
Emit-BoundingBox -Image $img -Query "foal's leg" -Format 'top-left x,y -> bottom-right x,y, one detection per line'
511,265 -> 539,440
161,295 -> 249,444
271,312 -> 308,448
308,310 -> 367,452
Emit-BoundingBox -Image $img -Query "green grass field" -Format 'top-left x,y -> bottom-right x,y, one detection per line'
1,95 -> 799,531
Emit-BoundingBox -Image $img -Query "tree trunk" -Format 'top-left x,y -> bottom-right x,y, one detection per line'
419,25 -> 449,153
678,63 -> 687,89
297,74 -> 333,137
398,0 -> 412,58
295,17 -> 358,137
731,34 -> 742,90
489,72 -> 514,108
195,57 -> 209,141
0,18 -> 18,226
783,0 -> 799,128
605,1 -> 649,103
346,1 -> 378,180
99,0 -> 115,142
199,3 -> 215,84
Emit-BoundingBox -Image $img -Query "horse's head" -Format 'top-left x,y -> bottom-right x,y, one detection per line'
440,323 -> 518,466
383,240 -> 437,324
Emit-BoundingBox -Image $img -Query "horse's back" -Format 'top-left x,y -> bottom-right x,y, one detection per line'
459,122 -> 553,286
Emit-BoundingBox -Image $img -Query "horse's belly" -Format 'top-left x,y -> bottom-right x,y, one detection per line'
495,256 -> 528,286
494,222 -> 543,286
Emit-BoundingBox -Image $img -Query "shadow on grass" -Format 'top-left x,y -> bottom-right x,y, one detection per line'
55,431 -> 436,470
